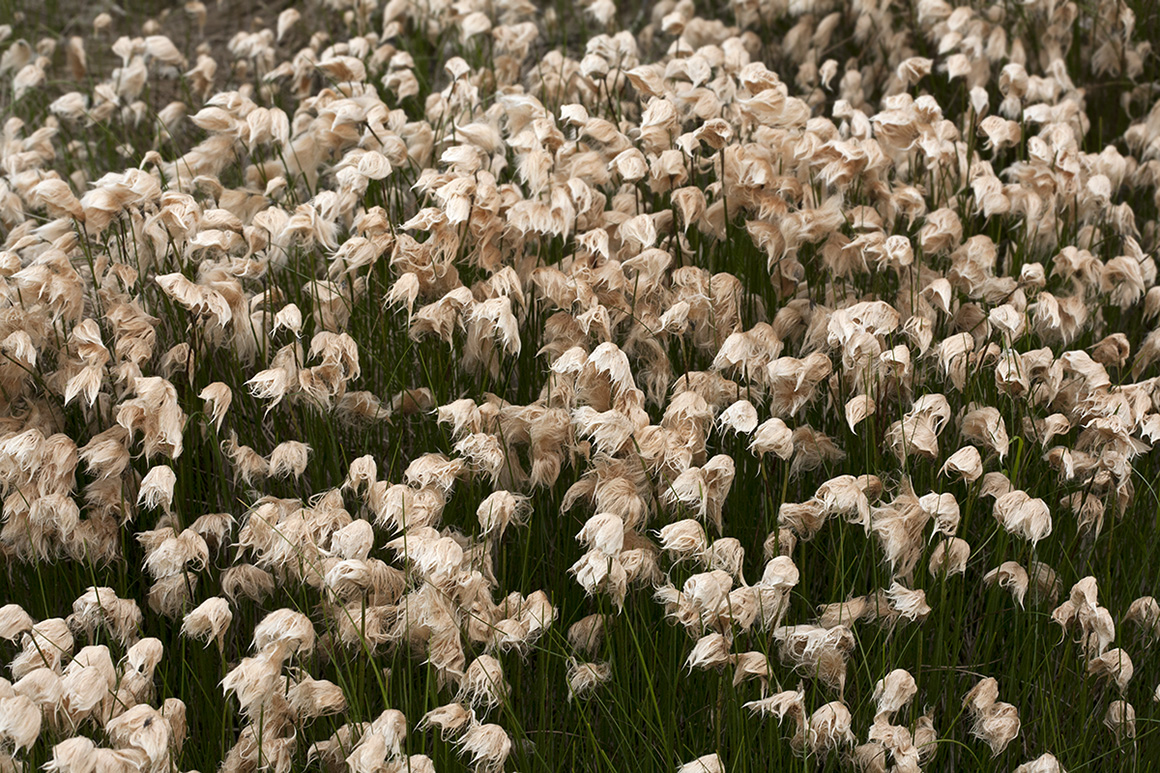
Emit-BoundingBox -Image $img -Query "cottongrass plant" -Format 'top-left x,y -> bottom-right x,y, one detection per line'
0,0 -> 1159,770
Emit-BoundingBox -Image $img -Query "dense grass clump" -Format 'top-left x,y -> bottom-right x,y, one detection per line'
0,0 -> 1159,771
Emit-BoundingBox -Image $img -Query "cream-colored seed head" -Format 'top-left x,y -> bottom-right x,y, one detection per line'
984,561 -> 1030,608
198,382 -> 233,432
268,440 -> 311,480
1105,699 -> 1136,740
221,651 -> 281,716
1088,648 -> 1134,692
773,625 -> 855,692
287,675 -> 346,719
873,668 -> 918,721
12,618 -> 74,678
418,702 -> 474,740
1014,753 -> 1066,773
567,614 -> 605,656
685,632 -> 731,671
973,701 -> 1021,755
252,609 -> 315,659
182,596 -> 232,651
807,701 -> 856,755
658,519 -> 708,561
929,537 -> 971,577
138,464 -> 176,512
457,722 -> 511,772
0,693 -> 41,751
677,754 -> 723,773
565,660 -> 611,701
105,703 -> 171,767
0,604 -> 34,641
458,655 -> 509,712
577,512 -> 625,557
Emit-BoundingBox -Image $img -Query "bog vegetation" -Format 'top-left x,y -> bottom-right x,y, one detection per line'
0,0 -> 1158,770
